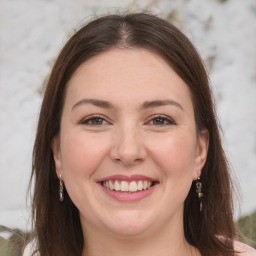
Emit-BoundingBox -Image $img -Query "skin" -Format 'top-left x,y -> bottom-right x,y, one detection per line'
52,48 -> 209,256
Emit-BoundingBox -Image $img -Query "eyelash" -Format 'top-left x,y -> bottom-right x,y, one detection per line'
79,115 -> 109,126
79,115 -> 176,127
146,115 -> 176,126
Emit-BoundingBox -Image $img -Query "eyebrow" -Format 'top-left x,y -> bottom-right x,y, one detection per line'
72,98 -> 184,111
72,98 -> 115,111
140,99 -> 184,110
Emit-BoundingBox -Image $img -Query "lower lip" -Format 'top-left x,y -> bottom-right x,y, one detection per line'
100,185 -> 157,202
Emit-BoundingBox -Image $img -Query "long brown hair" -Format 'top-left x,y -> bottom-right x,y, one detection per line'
30,13 -> 237,256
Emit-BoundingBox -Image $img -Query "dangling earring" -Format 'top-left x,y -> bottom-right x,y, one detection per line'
59,174 -> 64,202
195,177 -> 203,212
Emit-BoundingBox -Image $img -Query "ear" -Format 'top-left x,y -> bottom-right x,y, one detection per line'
193,129 -> 209,179
51,136 -> 62,179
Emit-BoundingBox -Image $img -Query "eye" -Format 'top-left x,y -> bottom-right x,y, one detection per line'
79,115 -> 109,126
147,115 -> 175,126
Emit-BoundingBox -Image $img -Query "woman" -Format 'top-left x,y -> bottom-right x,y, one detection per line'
24,13 -> 256,256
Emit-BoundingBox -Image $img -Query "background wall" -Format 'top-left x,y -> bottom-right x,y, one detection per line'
0,0 -> 255,231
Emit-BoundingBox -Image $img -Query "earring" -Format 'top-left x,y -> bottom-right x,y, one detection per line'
59,174 -> 64,202
195,177 -> 203,212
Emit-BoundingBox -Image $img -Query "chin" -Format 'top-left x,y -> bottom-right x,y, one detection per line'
103,210 -> 154,237
109,224 -> 150,237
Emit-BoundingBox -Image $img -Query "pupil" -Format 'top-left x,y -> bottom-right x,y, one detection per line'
92,118 -> 102,125
154,118 -> 164,125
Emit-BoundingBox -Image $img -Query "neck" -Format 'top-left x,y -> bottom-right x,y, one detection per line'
81,216 -> 199,256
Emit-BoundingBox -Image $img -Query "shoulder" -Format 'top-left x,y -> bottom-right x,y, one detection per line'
234,241 -> 256,256
23,239 -> 39,256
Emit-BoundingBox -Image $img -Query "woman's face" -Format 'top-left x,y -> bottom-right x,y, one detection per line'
52,48 -> 208,238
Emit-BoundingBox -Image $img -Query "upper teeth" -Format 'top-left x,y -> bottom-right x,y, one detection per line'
102,180 -> 153,192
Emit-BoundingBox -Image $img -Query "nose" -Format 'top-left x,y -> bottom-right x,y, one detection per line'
110,124 -> 147,166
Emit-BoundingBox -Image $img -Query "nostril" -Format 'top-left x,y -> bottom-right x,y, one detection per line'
113,157 -> 144,166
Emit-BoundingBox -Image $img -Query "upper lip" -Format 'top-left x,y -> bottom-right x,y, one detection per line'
98,174 -> 157,183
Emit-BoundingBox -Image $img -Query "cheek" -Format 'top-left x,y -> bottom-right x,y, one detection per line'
59,133 -> 110,209
148,133 -> 196,211
147,131 -> 197,178
60,132 -> 109,179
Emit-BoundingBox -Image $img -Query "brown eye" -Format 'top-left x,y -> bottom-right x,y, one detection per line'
80,116 -> 108,126
90,118 -> 104,125
153,118 -> 167,125
148,116 -> 175,126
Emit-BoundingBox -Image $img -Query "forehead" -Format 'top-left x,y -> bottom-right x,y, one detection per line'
65,48 -> 193,110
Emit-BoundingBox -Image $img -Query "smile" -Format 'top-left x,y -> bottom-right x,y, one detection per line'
102,180 -> 153,192
98,175 -> 158,202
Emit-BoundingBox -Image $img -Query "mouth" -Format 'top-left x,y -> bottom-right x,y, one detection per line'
98,175 -> 159,201
101,180 -> 156,192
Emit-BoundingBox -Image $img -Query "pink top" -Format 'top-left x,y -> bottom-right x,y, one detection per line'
23,240 -> 256,256
234,241 -> 256,256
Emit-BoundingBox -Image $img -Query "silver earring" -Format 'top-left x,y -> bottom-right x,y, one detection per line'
59,174 -> 64,202
195,177 -> 203,212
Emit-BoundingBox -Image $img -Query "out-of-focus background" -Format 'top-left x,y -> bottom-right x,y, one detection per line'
0,0 -> 255,247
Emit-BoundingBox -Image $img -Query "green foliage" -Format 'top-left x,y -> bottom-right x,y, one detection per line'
0,235 -> 10,256
236,210 -> 256,248
0,225 -> 32,256
0,226 -> 15,256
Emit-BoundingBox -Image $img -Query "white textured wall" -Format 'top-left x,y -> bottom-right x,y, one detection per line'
0,0 -> 255,230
